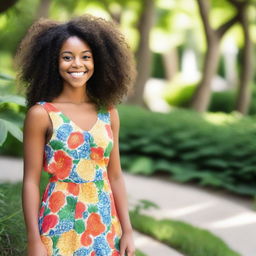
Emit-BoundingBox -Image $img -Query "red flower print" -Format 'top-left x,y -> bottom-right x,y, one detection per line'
90,147 -> 104,161
48,150 -> 72,179
90,252 -> 96,256
39,206 -> 45,217
104,157 -> 109,166
42,185 -> 49,202
112,250 -> 120,256
49,191 -> 65,213
45,103 -> 59,112
75,202 -> 86,219
67,132 -> 84,149
41,214 -> 58,233
81,230 -> 92,246
107,225 -> 116,249
87,213 -> 105,236
67,182 -> 79,196
105,124 -> 113,139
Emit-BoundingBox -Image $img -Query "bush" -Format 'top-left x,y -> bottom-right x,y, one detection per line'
118,104 -> 256,196
163,81 -> 256,114
130,211 -> 240,256
163,82 -> 197,107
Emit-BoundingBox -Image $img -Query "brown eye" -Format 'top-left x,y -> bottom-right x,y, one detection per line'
63,56 -> 72,61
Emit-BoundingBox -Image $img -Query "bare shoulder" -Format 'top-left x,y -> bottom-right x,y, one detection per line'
24,104 -> 49,131
108,107 -> 120,129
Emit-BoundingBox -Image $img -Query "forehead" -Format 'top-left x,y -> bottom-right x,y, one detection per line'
60,36 -> 91,52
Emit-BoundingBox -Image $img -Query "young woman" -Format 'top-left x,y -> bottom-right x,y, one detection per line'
16,14 -> 136,256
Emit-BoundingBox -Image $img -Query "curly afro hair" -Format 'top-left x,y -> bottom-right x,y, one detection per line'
15,14 -> 137,109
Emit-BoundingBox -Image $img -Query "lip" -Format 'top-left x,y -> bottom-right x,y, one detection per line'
67,71 -> 88,78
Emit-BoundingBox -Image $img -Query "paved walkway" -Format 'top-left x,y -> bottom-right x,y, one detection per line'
125,173 -> 256,256
1,156 -> 256,256
0,156 -> 183,256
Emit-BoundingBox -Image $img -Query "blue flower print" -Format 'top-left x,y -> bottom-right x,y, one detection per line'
44,144 -> 53,162
77,143 -> 91,159
93,236 -> 111,256
56,123 -> 73,141
54,220 -> 74,235
74,248 -> 92,256
98,112 -> 110,124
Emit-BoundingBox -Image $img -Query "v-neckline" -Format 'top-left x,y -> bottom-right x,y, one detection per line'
46,101 -> 99,133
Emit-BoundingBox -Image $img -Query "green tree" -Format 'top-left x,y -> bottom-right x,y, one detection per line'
190,0 -> 239,112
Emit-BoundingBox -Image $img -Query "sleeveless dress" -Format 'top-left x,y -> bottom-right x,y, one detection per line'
36,101 -> 122,256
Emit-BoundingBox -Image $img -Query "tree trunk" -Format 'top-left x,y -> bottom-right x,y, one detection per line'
35,0 -> 51,19
126,0 -> 155,106
235,4 -> 252,114
190,38 -> 220,111
162,48 -> 179,81
0,0 -> 19,13
190,0 -> 239,112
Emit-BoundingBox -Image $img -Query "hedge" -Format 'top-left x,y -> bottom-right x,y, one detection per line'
118,104 -> 256,196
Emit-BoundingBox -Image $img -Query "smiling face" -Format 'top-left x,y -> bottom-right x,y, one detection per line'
59,36 -> 94,89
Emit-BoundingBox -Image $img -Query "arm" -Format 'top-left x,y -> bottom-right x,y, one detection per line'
22,105 -> 49,256
107,107 -> 135,256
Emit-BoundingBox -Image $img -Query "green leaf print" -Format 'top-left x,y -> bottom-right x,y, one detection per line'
74,219 -> 85,234
66,196 -> 76,209
73,159 -> 80,164
44,207 -> 50,216
88,204 -> 98,213
104,142 -> 113,157
95,180 -> 104,190
115,237 -> 120,250
51,235 -> 59,249
58,205 -> 73,220
58,197 -> 77,220
50,140 -> 65,150
60,113 -> 69,123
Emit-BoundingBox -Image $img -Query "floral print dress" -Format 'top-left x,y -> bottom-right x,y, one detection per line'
36,101 -> 122,256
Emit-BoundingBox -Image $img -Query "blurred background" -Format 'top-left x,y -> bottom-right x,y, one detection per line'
0,0 -> 256,256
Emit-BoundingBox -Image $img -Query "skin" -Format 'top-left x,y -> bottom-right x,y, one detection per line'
22,36 -> 135,256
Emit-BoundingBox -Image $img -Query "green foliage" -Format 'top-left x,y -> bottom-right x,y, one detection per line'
118,104 -> 256,196
133,199 -> 160,214
0,74 -> 26,154
163,81 -> 256,115
0,183 -> 26,255
130,211 -> 240,256
163,82 -> 197,107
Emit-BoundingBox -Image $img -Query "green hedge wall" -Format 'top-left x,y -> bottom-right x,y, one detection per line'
118,104 -> 256,196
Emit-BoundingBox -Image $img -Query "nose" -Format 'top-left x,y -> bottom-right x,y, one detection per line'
72,57 -> 82,68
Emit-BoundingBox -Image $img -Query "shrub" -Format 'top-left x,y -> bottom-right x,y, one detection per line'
118,104 -> 256,196
163,81 -> 256,115
130,211 -> 240,256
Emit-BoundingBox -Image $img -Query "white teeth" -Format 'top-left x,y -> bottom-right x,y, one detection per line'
69,72 -> 84,77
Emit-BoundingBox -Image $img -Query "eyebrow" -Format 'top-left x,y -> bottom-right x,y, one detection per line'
61,50 -> 92,55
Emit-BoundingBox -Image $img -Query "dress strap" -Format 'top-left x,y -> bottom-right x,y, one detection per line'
36,101 -> 59,114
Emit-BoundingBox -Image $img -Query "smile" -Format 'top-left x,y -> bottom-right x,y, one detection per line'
68,71 -> 88,78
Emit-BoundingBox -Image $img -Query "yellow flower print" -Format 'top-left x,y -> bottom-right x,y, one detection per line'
41,235 -> 53,255
57,230 -> 80,256
78,182 -> 98,204
55,181 -> 68,191
112,216 -> 122,237
90,121 -> 109,148
76,159 -> 95,180
49,113 -> 63,130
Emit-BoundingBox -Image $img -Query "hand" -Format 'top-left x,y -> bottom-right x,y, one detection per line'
27,240 -> 48,256
119,230 -> 136,256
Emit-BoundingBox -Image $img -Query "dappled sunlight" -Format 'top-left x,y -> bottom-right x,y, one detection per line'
160,201 -> 216,218
208,212 -> 256,229
202,112 -> 242,125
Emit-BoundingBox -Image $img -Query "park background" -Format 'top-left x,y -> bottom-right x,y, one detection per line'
0,0 -> 256,255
